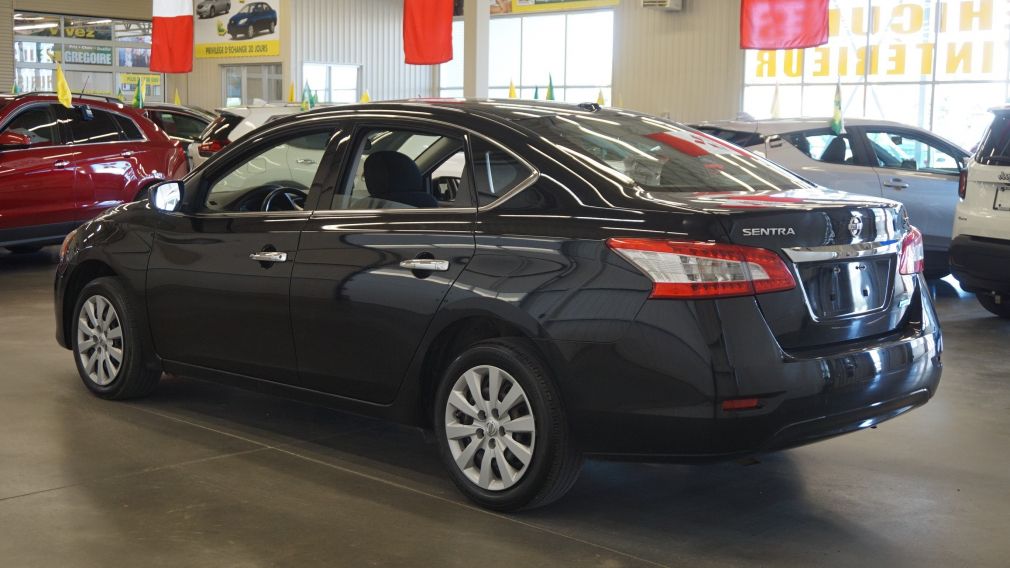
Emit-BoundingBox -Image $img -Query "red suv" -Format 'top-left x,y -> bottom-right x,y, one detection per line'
0,93 -> 188,253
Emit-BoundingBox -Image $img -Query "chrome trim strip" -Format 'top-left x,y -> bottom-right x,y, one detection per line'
782,240 -> 901,263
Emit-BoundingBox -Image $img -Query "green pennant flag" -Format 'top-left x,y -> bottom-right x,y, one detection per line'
309,88 -> 318,108
546,74 -> 555,101
132,77 -> 144,109
301,83 -> 311,111
830,83 -> 844,135
533,86 -> 539,100
12,82 -> 20,94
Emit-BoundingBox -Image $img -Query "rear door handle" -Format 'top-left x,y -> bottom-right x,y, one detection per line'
249,251 -> 288,263
883,178 -> 909,190
399,259 -> 449,272
121,151 -> 135,158
295,158 -> 316,165
54,160 -> 70,168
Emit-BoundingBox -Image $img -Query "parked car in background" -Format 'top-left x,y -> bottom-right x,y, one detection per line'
196,0 -> 230,18
188,103 -> 304,169
0,92 -> 187,254
693,118 -> 970,277
55,100 -> 941,511
951,106 -> 1010,318
143,103 -> 215,144
227,2 -> 277,39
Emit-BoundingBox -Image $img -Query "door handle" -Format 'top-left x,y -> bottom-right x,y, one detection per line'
121,151 -> 135,158
295,158 -> 316,165
399,258 -> 449,272
249,251 -> 288,263
883,178 -> 909,190
54,160 -> 70,168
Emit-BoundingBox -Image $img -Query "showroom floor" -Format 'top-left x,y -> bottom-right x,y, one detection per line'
1,247 -> 1008,568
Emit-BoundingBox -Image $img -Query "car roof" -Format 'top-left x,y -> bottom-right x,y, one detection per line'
690,117 -> 926,135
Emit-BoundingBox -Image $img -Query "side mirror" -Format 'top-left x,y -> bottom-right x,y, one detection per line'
0,131 -> 32,149
150,181 -> 183,212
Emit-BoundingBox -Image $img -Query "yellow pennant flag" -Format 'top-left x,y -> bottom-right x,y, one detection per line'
288,81 -> 296,102
596,89 -> 605,106
360,90 -> 371,103
55,63 -> 72,108
173,88 -> 182,105
508,80 -> 517,99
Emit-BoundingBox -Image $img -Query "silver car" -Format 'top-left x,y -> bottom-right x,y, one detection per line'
196,0 -> 231,18
693,118 -> 969,276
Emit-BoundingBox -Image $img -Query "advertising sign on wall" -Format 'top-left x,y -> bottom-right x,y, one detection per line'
194,0 -> 281,59
455,0 -> 619,16
58,45 -> 114,66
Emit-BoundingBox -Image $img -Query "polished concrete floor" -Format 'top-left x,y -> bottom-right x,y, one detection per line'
1,247 -> 1008,567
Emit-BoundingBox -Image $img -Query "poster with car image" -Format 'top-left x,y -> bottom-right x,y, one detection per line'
194,0 -> 280,58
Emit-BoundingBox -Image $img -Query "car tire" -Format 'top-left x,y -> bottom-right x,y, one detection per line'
72,277 -> 161,400
433,338 -> 582,512
247,24 -> 255,38
977,293 -> 1010,319
6,245 -> 43,254
268,21 -> 275,34
209,6 -> 216,17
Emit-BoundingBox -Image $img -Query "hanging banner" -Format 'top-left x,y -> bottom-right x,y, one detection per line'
194,0 -> 281,59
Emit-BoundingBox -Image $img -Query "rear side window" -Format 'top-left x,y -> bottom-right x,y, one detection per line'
784,131 -> 854,165
112,114 -> 144,140
2,106 -> 58,147
69,108 -> 121,144
693,127 -> 763,148
975,113 -> 1010,166
159,112 -> 208,141
199,113 -> 242,144
469,138 -> 534,206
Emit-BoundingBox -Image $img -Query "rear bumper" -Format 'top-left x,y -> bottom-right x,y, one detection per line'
550,277 -> 942,461
950,235 -> 1010,294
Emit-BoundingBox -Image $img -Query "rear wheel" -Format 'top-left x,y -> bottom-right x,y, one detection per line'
433,339 -> 581,511
977,293 -> 1010,319
72,277 -> 161,399
208,6 -> 216,17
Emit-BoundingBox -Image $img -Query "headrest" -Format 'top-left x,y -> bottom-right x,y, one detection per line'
364,151 -> 422,196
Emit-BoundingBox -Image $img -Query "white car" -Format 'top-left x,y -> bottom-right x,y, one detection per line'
951,106 -> 1010,318
693,118 -> 970,277
188,104 -> 306,169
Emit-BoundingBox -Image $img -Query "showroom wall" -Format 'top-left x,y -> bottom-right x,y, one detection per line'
612,0 -> 744,122
0,0 -> 12,91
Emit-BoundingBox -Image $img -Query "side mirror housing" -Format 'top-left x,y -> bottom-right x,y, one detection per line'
0,131 -> 32,149
150,181 -> 184,212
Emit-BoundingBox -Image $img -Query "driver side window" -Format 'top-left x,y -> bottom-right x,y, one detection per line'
865,130 -> 961,174
203,129 -> 337,212
2,105 -> 58,148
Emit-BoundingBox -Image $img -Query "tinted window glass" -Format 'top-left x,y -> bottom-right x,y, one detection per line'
2,106 -> 57,147
198,113 -> 242,143
332,128 -> 472,210
865,130 -> 960,174
159,112 -> 208,141
112,114 -> 143,140
204,129 -> 339,212
69,108 -> 121,144
784,131 -> 853,165
694,127 -> 763,148
469,138 -> 534,206
519,113 -> 809,192
976,113 -> 1010,166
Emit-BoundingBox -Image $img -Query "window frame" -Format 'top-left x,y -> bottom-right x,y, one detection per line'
858,127 -> 966,176
56,105 -> 144,146
0,102 -> 63,149
785,127 -> 876,168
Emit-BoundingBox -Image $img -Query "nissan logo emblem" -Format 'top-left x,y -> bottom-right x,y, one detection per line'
848,214 -> 863,238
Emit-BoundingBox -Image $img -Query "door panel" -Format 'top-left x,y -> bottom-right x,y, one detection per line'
148,214 -> 305,381
60,107 -> 142,218
291,212 -> 475,402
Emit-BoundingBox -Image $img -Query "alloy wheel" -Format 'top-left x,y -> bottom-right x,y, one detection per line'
76,295 -> 124,386
444,365 -> 536,491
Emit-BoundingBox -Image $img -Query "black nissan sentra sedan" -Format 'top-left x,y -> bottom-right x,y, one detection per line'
54,100 -> 942,511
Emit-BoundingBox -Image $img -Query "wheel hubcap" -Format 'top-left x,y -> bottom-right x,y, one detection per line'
444,365 -> 535,491
76,295 -> 124,386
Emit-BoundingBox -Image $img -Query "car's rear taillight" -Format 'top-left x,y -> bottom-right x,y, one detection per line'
898,227 -> 924,275
606,238 -> 796,299
958,169 -> 968,199
198,138 -> 228,157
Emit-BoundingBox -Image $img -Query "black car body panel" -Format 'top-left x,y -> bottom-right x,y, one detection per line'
55,100 -> 942,460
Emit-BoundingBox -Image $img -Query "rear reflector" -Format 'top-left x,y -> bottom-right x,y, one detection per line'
958,169 -> 968,199
898,226 -> 924,275
721,398 -> 761,411
607,238 -> 796,299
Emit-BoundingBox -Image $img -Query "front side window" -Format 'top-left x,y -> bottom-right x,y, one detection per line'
331,127 -> 473,210
68,108 -> 121,144
518,113 -> 809,192
2,105 -> 57,147
784,131 -> 854,165
204,130 -> 339,212
865,130 -> 961,174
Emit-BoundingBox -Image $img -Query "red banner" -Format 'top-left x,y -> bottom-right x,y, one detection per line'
404,0 -> 454,65
740,0 -> 829,50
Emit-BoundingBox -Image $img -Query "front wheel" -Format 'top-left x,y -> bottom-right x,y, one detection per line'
247,24 -> 255,38
434,339 -> 581,511
268,21 -> 275,34
977,293 -> 1010,319
72,277 -> 161,399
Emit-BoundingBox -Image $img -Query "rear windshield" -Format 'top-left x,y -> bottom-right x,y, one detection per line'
693,127 -> 763,148
975,112 -> 1010,166
518,113 -> 810,192
198,113 -> 242,143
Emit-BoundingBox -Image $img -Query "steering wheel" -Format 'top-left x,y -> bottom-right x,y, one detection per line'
263,186 -> 308,211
